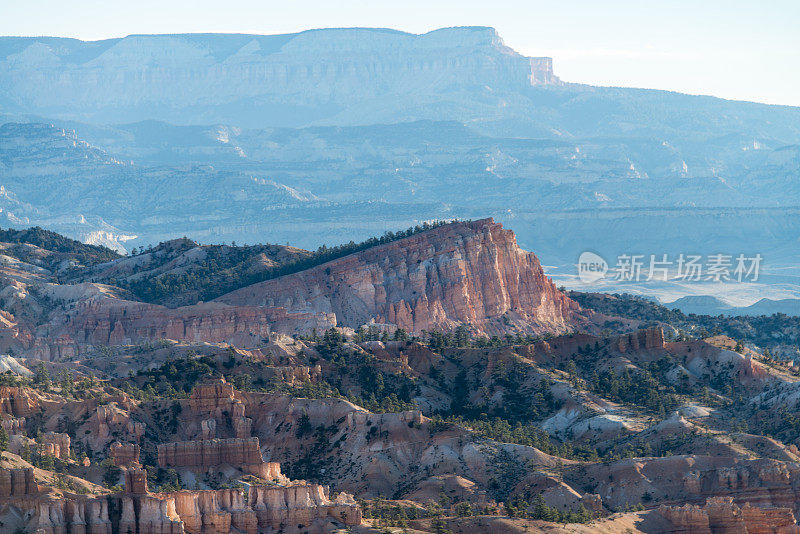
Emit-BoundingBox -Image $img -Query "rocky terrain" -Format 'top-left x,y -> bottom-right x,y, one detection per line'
0,219 -> 602,365
1,28 -> 799,310
0,28 -> 559,127
0,223 -> 798,532
217,218 -> 584,335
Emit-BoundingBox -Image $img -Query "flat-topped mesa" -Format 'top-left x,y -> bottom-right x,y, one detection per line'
157,437 -> 283,480
0,28 -> 560,124
218,219 -> 582,335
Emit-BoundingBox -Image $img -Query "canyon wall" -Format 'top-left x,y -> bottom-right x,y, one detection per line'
157,437 -> 282,480
0,467 -> 37,497
580,455 -> 800,519
218,218 -> 583,335
4,467 -> 360,534
11,219 -> 586,358
39,432 -> 71,460
616,326 -> 666,353
110,442 -> 141,467
0,386 -> 39,417
660,496 -> 799,534
32,300 -> 334,359
170,485 -> 361,533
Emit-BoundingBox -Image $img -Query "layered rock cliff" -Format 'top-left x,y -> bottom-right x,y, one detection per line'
169,485 -> 361,533
0,28 -> 559,126
4,466 -> 360,534
33,299 -> 334,359
218,218 -> 584,335
660,496 -> 800,534
157,437 -> 283,480
0,467 -> 37,497
0,386 -> 39,417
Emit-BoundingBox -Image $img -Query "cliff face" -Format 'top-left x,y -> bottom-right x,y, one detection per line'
31,299 -> 335,360
660,496 -> 799,534
218,218 -> 582,335
7,469 -> 360,534
169,485 -> 361,533
157,437 -> 283,480
0,386 -> 39,417
0,28 -> 559,125
0,467 -> 37,497
616,327 -> 666,353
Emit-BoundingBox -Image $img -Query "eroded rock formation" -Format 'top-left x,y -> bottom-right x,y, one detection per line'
31,497 -> 114,534
0,386 -> 39,416
40,431 -> 71,460
157,437 -> 282,480
0,467 -> 37,497
219,218 -> 584,335
110,442 -> 141,467
660,496 -> 800,534
125,467 -> 149,494
616,326 -> 666,353
36,300 -> 334,358
188,377 -> 253,439
6,466 -> 360,534
1,415 -> 25,434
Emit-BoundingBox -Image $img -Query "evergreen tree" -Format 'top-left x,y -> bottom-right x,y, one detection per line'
33,362 -> 51,390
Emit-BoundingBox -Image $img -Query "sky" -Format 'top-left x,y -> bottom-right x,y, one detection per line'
2,0 -> 798,106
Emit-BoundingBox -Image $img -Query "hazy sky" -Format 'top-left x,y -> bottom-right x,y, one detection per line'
2,0 -> 798,106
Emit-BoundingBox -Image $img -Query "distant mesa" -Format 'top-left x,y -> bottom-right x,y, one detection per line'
0,27 -> 559,126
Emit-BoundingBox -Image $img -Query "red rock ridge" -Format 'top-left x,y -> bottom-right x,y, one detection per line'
32,300 -> 335,359
217,218 -> 583,335
8,469 -> 361,534
157,437 -> 282,480
660,496 -> 800,533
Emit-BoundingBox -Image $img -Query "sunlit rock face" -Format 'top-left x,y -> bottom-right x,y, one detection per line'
218,218 -> 585,335
0,27 -> 558,126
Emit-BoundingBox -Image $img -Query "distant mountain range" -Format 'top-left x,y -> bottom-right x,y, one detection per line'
666,295 -> 800,317
0,27 -> 798,305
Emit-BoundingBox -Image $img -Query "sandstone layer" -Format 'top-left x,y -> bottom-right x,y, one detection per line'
3,467 -> 360,534
33,300 -> 334,360
660,496 -> 800,533
157,437 -> 282,480
218,218 -> 584,335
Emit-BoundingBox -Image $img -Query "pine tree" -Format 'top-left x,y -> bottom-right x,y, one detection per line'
33,362 -> 51,390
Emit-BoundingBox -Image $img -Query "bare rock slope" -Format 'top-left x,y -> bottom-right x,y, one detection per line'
218,218 -> 585,335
